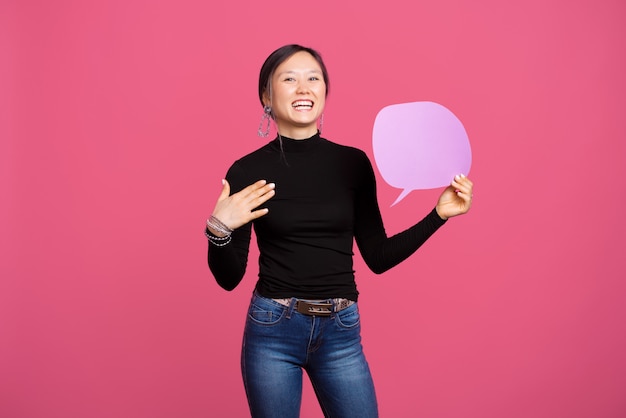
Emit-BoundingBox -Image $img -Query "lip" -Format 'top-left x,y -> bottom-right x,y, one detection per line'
291,99 -> 314,110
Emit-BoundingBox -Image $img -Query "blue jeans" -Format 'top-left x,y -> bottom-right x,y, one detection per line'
241,292 -> 378,418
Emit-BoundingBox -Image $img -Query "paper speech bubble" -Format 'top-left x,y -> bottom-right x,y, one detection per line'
372,101 -> 472,206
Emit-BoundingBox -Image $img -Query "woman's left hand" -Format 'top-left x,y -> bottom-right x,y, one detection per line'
435,174 -> 474,220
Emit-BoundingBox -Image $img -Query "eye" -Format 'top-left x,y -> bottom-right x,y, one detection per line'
309,76 -> 320,81
283,77 -> 296,82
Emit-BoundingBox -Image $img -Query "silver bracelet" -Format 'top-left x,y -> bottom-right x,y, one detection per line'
206,215 -> 234,237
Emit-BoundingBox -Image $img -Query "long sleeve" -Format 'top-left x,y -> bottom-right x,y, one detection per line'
207,162 -> 253,291
353,152 -> 447,274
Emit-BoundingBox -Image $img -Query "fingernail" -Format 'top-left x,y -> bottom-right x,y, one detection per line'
460,174 -> 466,178
455,175 -> 461,181
221,179 -> 226,185
269,183 -> 275,188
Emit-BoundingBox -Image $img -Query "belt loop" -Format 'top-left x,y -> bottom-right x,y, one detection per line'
286,298 -> 295,319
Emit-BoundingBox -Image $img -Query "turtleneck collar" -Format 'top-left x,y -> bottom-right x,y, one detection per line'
270,131 -> 323,153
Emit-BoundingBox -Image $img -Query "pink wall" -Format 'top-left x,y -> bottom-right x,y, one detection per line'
2,0 -> 625,417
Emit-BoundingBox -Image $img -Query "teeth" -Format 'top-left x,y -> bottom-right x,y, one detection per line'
292,100 -> 313,108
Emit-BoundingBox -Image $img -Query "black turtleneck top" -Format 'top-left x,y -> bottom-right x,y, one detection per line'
207,133 -> 446,301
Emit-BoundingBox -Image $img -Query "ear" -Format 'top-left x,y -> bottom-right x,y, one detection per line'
262,90 -> 271,107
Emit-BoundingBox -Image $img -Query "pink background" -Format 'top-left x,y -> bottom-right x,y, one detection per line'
2,0 -> 625,417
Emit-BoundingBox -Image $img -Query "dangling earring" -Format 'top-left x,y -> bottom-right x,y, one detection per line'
318,113 -> 324,134
257,105 -> 272,137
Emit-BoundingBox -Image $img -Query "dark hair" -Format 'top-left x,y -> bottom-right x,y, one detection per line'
258,44 -> 330,107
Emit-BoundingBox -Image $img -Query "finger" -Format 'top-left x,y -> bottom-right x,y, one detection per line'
249,207 -> 270,220
451,175 -> 472,195
240,179 -> 269,199
243,182 -> 276,206
456,190 -> 472,202
456,174 -> 474,190
452,174 -> 472,183
456,188 -> 473,212
245,187 -> 275,212
217,179 -> 231,201
449,183 -> 469,198
460,176 -> 474,200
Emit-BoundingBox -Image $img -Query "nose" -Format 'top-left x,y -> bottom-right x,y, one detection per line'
296,80 -> 310,94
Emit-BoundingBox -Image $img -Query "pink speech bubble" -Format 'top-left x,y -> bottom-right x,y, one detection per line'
372,101 -> 472,206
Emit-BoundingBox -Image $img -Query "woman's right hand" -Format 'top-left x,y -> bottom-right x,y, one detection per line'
208,179 -> 275,236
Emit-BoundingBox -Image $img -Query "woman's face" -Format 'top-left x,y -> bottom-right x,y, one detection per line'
266,51 -> 326,139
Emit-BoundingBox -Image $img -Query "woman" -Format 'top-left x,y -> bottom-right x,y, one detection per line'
206,44 -> 473,418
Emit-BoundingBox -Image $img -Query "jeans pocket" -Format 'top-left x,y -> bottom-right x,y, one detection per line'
247,301 -> 286,326
335,304 -> 360,329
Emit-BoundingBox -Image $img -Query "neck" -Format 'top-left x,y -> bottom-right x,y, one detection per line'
276,124 -> 319,140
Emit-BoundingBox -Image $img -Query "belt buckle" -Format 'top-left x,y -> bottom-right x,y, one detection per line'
297,301 -> 333,316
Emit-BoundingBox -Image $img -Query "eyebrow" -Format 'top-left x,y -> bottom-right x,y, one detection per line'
276,69 -> 323,76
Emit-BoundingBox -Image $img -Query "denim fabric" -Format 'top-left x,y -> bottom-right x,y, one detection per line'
241,292 -> 378,418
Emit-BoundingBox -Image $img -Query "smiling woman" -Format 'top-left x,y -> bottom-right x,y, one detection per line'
262,51 -> 327,138
258,45 -> 330,139
204,44 -> 474,418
